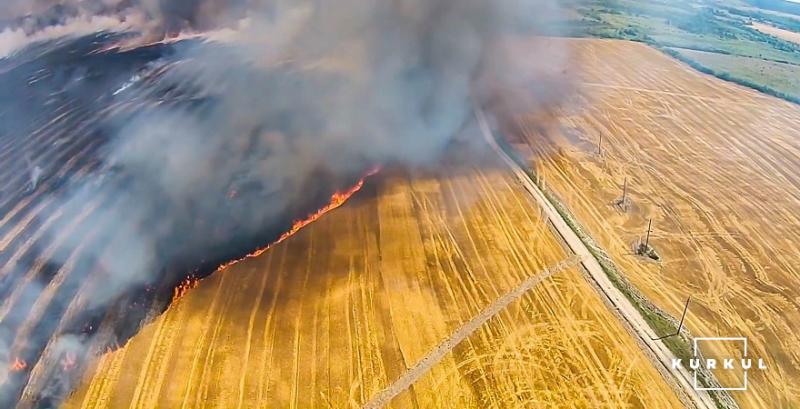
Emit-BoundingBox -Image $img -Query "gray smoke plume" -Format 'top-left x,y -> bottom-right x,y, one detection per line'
0,0 -> 574,406
1,0 -> 247,36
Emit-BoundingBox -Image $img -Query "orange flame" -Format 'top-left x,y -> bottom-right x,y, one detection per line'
172,276 -> 201,302
61,352 -> 78,372
216,168 -> 380,270
171,168 -> 380,302
10,357 -> 27,372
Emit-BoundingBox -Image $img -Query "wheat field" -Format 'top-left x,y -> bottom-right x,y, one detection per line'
511,38 -> 800,408
63,150 -> 682,408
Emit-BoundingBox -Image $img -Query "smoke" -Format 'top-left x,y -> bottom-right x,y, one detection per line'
0,0 -> 574,405
0,0 -> 247,40
0,0 -> 212,58
0,14 -> 137,59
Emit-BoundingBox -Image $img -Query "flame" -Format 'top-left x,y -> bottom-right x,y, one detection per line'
96,32 -> 207,54
172,276 -> 201,302
105,341 -> 122,354
216,168 -> 380,270
10,357 -> 27,372
171,168 -> 380,302
61,352 -> 78,372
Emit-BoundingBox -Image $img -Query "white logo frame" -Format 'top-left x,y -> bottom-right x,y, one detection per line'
692,337 -> 748,391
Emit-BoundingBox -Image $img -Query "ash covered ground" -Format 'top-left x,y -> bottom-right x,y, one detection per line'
0,33 -> 374,407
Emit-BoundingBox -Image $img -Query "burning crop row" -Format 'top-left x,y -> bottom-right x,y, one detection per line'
170,167 -> 379,304
200,167 -> 381,292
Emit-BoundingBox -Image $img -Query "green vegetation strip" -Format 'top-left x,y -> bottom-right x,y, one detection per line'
656,46 -> 800,105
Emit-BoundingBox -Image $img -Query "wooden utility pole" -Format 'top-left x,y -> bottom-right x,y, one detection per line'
644,218 -> 653,250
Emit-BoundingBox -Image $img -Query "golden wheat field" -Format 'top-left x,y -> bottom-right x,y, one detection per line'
62,148 -> 682,409
510,38 -> 800,408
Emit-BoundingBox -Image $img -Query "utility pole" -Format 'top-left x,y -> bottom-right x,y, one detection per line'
598,133 -> 603,155
622,178 -> 628,204
650,296 -> 691,340
644,218 -> 653,250
676,296 -> 691,334
637,219 -> 659,260
616,177 -> 629,211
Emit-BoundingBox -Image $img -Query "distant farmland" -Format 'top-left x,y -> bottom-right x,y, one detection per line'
671,47 -> 800,99
751,22 -> 800,44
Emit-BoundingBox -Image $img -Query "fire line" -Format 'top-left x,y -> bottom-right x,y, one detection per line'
171,167 -> 380,302
10,357 -> 27,372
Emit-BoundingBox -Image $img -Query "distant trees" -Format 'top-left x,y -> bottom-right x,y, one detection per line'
673,9 -> 738,40
746,0 -> 800,17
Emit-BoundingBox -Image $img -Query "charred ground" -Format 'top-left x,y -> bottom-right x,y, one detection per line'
0,34 -> 370,408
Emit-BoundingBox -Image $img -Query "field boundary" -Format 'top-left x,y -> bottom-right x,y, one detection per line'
577,33 -> 800,106
655,45 -> 800,105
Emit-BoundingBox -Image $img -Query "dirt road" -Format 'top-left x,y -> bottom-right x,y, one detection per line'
510,37 -> 800,408
363,255 -> 580,409
476,108 -> 718,409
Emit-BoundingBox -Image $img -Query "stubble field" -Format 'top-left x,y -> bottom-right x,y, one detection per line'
751,22 -> 800,45
63,149 -> 682,408
511,38 -> 800,408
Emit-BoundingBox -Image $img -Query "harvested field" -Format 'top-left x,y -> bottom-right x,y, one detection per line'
751,22 -> 800,45
511,38 -> 800,408
63,151 -> 682,408
0,34 -> 381,407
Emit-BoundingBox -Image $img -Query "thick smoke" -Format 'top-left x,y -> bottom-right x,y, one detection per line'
64,0 -> 569,290
0,0 -> 573,405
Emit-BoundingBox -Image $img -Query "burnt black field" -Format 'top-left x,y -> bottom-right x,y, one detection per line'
0,33 -> 365,408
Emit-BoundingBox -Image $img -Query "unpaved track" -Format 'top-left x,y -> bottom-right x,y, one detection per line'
476,108 -> 718,409
512,38 -> 800,408
362,255 -> 580,409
